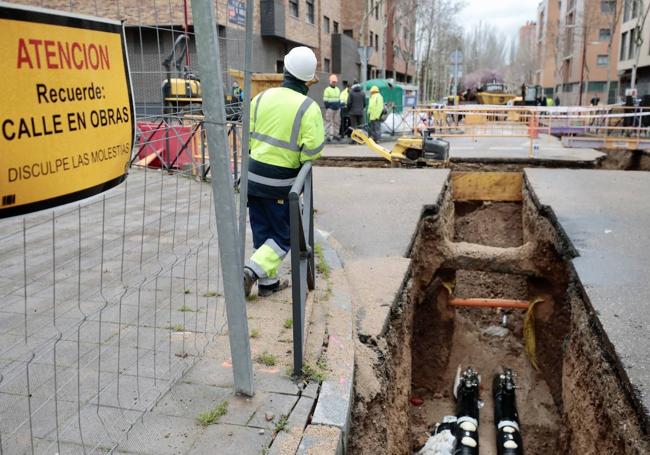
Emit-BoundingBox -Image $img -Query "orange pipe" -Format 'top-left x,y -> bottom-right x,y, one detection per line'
450,298 -> 529,310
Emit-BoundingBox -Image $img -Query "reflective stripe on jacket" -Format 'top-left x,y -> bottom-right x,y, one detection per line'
248,87 -> 325,199
339,87 -> 349,105
368,93 -> 384,121
323,86 -> 341,109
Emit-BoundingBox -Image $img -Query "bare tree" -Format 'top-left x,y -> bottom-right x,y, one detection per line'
415,0 -> 465,102
462,22 -> 509,76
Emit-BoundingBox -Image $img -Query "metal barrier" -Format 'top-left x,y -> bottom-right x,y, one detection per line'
288,162 -> 315,377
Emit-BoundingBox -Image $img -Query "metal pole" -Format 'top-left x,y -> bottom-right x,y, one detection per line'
191,0 -> 254,396
578,31 -> 587,106
238,0 -> 255,268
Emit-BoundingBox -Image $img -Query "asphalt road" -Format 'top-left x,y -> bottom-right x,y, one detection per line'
526,168 -> 650,421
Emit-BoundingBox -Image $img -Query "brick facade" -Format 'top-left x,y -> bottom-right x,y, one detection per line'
9,0 -> 415,103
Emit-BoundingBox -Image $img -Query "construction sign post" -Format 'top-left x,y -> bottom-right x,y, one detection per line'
0,3 -> 134,218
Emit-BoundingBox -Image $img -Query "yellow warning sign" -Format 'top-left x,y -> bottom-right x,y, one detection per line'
0,4 -> 134,218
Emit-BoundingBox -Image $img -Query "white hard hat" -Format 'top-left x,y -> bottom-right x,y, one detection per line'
284,47 -> 317,82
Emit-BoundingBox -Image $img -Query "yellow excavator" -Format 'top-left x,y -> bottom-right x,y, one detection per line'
162,35 -> 202,115
350,129 -> 450,167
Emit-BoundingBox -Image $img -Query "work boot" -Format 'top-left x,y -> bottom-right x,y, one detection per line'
243,268 -> 257,297
258,279 -> 289,297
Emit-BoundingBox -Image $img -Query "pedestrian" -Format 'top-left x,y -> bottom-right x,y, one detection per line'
323,74 -> 341,142
554,95 -> 560,106
347,80 -> 366,139
339,80 -> 350,138
367,85 -> 384,142
243,46 -> 325,297
232,81 -> 242,102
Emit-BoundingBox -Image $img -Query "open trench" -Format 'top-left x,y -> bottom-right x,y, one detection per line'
348,171 -> 650,455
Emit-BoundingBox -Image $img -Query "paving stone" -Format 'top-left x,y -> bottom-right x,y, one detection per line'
296,424 -> 343,455
153,382 -> 232,419
115,413 -> 202,455
188,422 -> 273,455
246,392 -> 298,430
310,336 -> 354,435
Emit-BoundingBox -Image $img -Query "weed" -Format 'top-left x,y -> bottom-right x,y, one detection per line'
196,400 -> 228,426
256,351 -> 277,367
283,318 -> 293,329
184,289 -> 191,294
274,414 -> 289,433
178,304 -> 195,312
202,291 -> 222,297
314,243 -> 330,278
250,328 -> 260,338
246,294 -> 258,302
167,324 -> 185,332
302,362 -> 327,382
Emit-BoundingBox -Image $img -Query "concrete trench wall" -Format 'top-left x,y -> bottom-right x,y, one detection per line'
348,171 -> 650,454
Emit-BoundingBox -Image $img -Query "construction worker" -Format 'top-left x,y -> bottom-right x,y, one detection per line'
232,81 -> 242,102
339,80 -> 350,138
323,74 -> 341,142
347,80 -> 366,140
367,85 -> 384,142
243,47 -> 325,297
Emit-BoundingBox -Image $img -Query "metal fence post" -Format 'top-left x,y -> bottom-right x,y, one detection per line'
191,0 -> 254,396
238,0 -> 255,268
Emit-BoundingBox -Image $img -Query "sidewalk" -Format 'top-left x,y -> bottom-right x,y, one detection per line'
0,167 -> 336,455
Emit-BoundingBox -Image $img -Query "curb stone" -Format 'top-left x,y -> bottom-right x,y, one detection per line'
268,229 -> 354,454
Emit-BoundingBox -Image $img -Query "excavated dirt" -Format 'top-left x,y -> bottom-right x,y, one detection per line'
454,201 -> 523,247
348,171 -> 650,455
598,149 -> 650,171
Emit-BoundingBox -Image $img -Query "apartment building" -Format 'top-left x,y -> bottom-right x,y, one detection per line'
617,0 -> 650,96
551,0 -> 620,104
385,0 -> 416,83
11,0 -> 415,107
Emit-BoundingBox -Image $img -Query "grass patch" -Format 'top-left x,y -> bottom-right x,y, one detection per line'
283,318 -> 293,329
167,324 -> 185,332
256,351 -> 277,367
314,243 -> 330,278
246,294 -> 258,302
202,290 -> 222,298
178,304 -> 196,312
302,359 -> 327,382
274,414 -> 289,433
250,328 -> 260,338
184,289 -> 191,294
196,400 -> 228,426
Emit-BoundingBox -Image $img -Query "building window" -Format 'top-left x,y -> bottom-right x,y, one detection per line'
333,21 -> 339,34
276,60 -> 284,73
629,28 -> 636,59
374,33 -> 379,51
344,29 -> 353,38
587,81 -> 606,92
597,54 -> 609,66
620,32 -> 628,60
324,58 -> 330,72
601,0 -> 615,12
632,0 -> 639,18
306,0 -> 314,24
324,16 -> 330,33
289,0 -> 298,17
369,31 -> 373,47
375,4 -> 379,19
598,28 -> 611,41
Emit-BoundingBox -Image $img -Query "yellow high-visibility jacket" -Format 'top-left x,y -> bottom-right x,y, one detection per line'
248,87 -> 325,199
368,93 -> 384,121
339,87 -> 349,106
